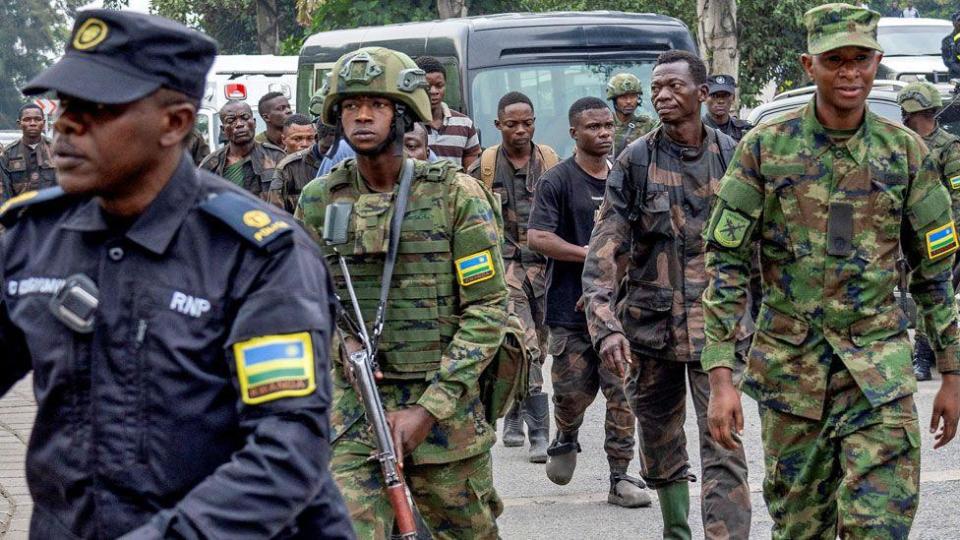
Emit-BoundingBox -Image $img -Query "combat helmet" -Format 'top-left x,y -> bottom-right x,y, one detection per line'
606,73 -> 644,100
320,46 -> 431,127
898,81 -> 942,114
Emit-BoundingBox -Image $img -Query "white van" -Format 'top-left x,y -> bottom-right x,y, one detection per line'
199,55 -> 299,151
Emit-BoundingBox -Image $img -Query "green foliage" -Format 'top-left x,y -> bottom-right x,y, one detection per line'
0,0 -> 87,129
148,0 -> 301,54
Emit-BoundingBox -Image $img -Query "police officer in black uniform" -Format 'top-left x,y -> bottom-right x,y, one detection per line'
4,10 -> 354,539
702,74 -> 753,142
942,12 -> 960,80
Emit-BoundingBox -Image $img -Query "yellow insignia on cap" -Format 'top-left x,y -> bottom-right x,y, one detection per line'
73,18 -> 109,51
243,210 -> 272,228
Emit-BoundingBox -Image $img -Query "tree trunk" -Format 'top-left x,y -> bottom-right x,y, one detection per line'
437,0 -> 468,19
697,0 -> 738,85
256,0 -> 279,55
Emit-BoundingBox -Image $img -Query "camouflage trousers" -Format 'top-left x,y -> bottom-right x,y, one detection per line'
331,426 -> 502,540
624,354 -> 751,539
759,361 -> 920,540
548,325 -> 635,471
505,259 -> 547,392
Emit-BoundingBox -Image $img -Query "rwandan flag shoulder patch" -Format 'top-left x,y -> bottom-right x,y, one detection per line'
455,249 -> 496,287
233,332 -> 315,405
949,176 -> 960,190
926,221 -> 959,260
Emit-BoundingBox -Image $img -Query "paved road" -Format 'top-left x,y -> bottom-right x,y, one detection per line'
0,364 -> 957,539
494,358 -> 960,540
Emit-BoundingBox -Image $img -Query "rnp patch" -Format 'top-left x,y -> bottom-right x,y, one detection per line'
713,208 -> 750,248
926,221 -> 959,260
456,250 -> 496,287
233,332 -> 315,405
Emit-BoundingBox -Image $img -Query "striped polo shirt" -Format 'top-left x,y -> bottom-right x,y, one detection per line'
426,102 -> 481,167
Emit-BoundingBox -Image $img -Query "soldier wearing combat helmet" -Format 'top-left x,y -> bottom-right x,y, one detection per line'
899,81 -> 960,381
606,73 -> 657,157
296,47 -> 509,538
703,4 -> 960,537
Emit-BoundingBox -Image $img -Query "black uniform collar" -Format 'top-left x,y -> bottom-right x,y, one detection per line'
61,155 -> 200,255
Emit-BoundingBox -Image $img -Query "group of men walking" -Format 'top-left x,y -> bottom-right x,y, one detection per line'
0,2 -> 958,540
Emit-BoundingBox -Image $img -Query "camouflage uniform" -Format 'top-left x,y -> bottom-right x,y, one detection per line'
199,142 -> 283,199
467,144 -> 554,392
582,126 -> 753,537
270,145 -> 323,213
184,128 -> 210,165
701,7 -> 960,538
0,137 -> 56,202
898,81 -> 960,378
607,73 -> 658,158
297,47 -> 509,539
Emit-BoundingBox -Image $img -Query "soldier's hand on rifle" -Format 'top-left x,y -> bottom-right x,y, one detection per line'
386,405 -> 436,465
707,367 -> 744,450
599,332 -> 630,378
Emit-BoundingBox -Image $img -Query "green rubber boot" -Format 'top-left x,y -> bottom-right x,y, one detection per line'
657,481 -> 692,540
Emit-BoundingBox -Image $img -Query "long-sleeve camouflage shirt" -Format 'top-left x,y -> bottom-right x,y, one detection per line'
702,99 -> 960,420
583,126 -> 753,363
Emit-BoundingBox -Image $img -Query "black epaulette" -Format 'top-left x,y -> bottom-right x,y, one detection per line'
0,187 -> 67,227
199,191 -> 294,252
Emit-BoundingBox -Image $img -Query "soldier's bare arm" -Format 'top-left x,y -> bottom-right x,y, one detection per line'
527,229 -> 587,262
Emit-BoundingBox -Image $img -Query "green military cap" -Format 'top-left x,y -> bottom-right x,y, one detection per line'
898,81 -> 943,113
804,3 -> 882,55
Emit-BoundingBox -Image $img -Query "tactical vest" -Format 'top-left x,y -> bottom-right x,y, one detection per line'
322,160 -> 460,379
478,144 -> 557,260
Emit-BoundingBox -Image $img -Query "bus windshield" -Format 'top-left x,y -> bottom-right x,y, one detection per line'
470,60 -> 657,158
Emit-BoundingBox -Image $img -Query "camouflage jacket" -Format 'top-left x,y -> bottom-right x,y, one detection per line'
702,99 -> 960,420
0,137 -> 56,202
199,143 -> 283,198
924,127 -> 960,217
184,129 -> 210,166
614,110 -> 657,158
269,145 -> 322,213
583,126 -> 753,363
296,158 -> 509,464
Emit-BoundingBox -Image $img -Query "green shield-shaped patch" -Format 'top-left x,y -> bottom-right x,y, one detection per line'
714,208 -> 750,248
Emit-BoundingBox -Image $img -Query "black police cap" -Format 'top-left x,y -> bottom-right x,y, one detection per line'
22,10 -> 217,104
706,74 -> 736,96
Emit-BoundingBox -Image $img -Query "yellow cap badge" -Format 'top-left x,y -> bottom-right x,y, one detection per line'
243,210 -> 272,229
73,18 -> 109,51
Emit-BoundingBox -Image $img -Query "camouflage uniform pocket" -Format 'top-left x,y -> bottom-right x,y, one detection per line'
546,327 -> 569,356
640,188 -> 672,237
849,306 -> 909,347
353,192 -> 394,255
619,281 -> 672,350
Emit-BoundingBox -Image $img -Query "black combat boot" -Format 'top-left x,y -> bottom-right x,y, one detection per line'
501,402 -> 525,447
522,392 -> 549,463
913,334 -> 934,381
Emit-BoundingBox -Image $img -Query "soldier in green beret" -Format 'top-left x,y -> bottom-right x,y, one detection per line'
702,4 -> 960,537
898,81 -> 960,381
296,47 -> 509,539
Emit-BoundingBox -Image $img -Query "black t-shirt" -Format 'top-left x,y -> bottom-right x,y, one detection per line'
528,157 -> 606,329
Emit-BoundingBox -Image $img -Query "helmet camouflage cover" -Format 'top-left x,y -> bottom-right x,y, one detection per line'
898,81 -> 943,113
320,46 -> 432,126
606,73 -> 643,100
